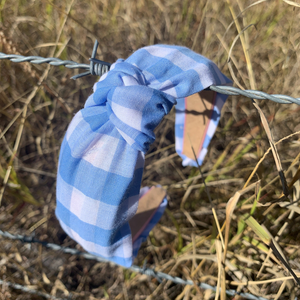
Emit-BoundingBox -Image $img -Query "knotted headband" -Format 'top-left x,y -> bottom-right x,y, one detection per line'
56,45 -> 232,267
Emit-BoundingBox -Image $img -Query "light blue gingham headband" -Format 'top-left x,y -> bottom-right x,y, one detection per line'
56,45 -> 232,267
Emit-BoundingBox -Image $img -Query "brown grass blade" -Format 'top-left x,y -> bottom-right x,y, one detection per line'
227,0 -> 257,90
215,240 -> 224,300
252,101 -> 289,196
227,23 -> 256,90
270,240 -> 300,286
283,0 -> 300,7
224,180 -> 260,261
244,130 -> 300,189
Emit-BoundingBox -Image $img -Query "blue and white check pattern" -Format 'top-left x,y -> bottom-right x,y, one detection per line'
56,45 -> 232,267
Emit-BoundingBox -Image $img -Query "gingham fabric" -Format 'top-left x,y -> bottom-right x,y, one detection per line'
56,45 -> 232,267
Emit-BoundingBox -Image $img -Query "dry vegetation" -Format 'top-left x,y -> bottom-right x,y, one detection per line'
1,0 -> 300,299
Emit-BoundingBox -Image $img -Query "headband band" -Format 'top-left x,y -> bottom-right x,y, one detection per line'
56,45 -> 232,267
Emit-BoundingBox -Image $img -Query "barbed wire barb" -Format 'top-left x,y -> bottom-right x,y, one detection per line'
0,40 -> 111,80
0,41 -> 299,104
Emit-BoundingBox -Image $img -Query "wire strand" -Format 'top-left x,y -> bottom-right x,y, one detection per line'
0,40 -> 299,105
0,229 -> 275,300
0,278 -> 70,300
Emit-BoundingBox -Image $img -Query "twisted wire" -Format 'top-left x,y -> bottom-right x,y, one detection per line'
0,278 -> 69,300
0,40 -> 299,104
0,53 -> 90,69
0,229 -> 275,300
0,40 -> 111,80
209,85 -> 300,105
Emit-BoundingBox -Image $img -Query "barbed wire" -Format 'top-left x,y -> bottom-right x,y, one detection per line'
0,40 -> 300,105
209,85 -> 300,105
0,278 -> 69,300
0,40 -> 110,80
1,41 -> 300,299
0,229 -> 278,300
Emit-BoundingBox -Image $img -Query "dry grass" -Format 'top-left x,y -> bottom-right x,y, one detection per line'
1,0 -> 300,299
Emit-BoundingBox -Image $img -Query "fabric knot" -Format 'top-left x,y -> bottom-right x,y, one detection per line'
85,60 -> 176,153
84,45 -> 232,153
